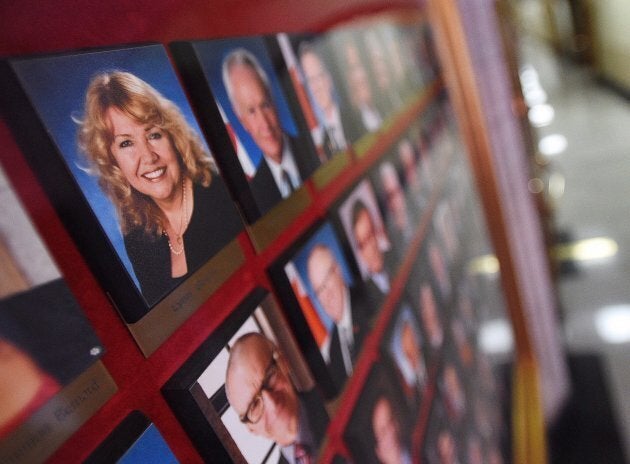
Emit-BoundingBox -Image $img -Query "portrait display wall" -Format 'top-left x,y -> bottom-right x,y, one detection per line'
0,8 -> 515,464
1,44 -> 245,356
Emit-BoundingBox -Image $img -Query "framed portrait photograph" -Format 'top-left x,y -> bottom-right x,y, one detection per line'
403,244 -> 445,362
0,166 -> 116,464
2,44 -> 245,356
325,26 -> 386,157
380,301 -> 428,414
343,362 -> 414,464
269,221 -> 378,398
393,130 -> 431,216
432,197 -> 461,270
418,96 -> 455,182
407,118 -> 436,193
422,399 -> 463,464
438,360 -> 467,424
369,152 -> 420,264
336,179 -> 397,310
170,36 -> 322,251
85,411 -> 179,464
162,288 -> 329,464
274,32 -> 358,185
357,24 -> 407,121
426,228 -> 454,307
378,21 -> 427,105
450,280 -> 479,372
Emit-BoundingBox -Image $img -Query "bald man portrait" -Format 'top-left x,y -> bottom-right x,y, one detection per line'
305,243 -> 372,387
223,48 -> 318,213
225,332 -> 328,464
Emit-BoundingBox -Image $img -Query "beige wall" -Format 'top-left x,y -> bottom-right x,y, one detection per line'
591,0 -> 630,91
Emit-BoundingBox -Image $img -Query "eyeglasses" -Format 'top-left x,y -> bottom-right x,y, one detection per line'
239,351 -> 280,425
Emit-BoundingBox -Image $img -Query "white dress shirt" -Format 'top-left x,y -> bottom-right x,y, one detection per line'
265,136 -> 302,198
323,104 -> 348,150
359,103 -> 383,132
371,269 -> 390,294
335,287 -> 355,376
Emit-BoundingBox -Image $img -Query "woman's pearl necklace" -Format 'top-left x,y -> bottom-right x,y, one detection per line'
163,178 -> 187,256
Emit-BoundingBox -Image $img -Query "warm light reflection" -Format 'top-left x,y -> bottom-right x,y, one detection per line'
468,255 -> 500,275
594,305 -> 630,344
538,134 -> 567,157
528,103 -> 555,127
548,172 -> 566,200
479,319 -> 514,354
552,237 -> 618,262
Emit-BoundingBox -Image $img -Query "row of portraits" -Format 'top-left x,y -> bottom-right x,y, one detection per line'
1,16 -> 447,357
159,150 -> 507,464
0,10 -> 512,464
0,98 -> 475,462
159,247 -> 507,464
81,277 -> 505,464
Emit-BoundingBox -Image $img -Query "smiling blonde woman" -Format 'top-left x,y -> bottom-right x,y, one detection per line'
78,71 -> 241,304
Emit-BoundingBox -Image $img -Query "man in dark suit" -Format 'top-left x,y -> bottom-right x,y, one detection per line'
377,161 -> 414,263
350,199 -> 394,308
306,244 -> 371,387
340,39 -> 383,134
298,41 -> 362,152
225,332 -> 328,464
223,48 -> 318,214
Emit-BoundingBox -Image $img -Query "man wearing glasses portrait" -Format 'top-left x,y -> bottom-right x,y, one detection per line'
225,332 -> 328,464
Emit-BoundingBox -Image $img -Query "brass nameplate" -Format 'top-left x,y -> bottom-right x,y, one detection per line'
247,188 -> 311,252
128,238 -> 245,356
380,114 -> 396,133
353,131 -> 379,158
312,151 -> 350,190
0,361 -> 117,464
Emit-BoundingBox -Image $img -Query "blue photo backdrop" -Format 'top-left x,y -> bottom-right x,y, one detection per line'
292,222 -> 354,331
119,424 -> 179,464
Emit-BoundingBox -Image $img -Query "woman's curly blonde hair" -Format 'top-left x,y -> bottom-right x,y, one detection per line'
77,71 -> 213,236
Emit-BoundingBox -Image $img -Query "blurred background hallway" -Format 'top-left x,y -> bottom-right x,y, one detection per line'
506,1 -> 630,461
